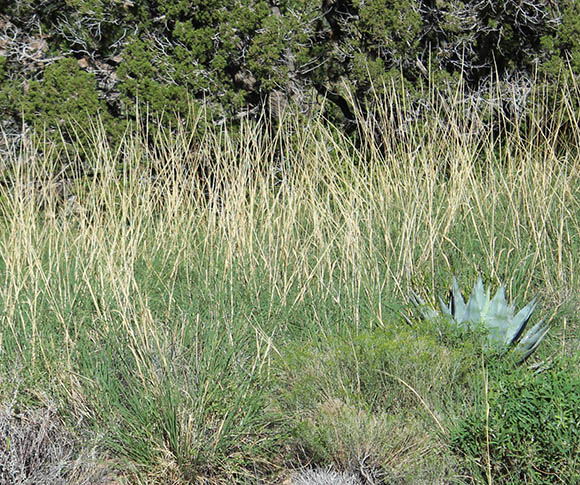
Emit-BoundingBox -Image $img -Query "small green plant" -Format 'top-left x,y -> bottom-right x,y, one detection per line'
450,357 -> 580,484
411,276 -> 550,364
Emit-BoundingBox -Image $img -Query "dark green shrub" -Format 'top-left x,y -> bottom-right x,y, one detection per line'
17,58 -> 121,157
21,59 -> 99,123
540,1 -> 580,78
450,357 -> 580,484
0,0 -> 578,159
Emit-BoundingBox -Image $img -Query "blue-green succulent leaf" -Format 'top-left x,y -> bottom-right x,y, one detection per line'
439,296 -> 453,318
464,276 -> 486,324
487,286 -> 509,320
485,285 -> 515,345
514,318 -> 550,363
450,276 -> 467,322
410,290 -> 439,320
508,298 -> 538,345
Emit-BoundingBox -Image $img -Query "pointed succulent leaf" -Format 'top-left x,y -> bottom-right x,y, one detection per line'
450,276 -> 467,322
410,290 -> 439,321
409,290 -> 425,307
464,276 -> 486,324
487,286 -> 509,322
439,296 -> 452,316
514,318 -> 550,363
485,285 -> 515,345
507,298 -> 538,345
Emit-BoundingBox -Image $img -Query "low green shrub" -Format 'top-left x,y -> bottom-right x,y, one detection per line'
277,322 -> 480,412
450,356 -> 580,484
273,323 -> 480,480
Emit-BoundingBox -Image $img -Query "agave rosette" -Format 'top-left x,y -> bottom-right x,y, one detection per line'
411,276 -> 550,363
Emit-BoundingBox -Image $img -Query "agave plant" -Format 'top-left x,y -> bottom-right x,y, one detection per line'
411,276 -> 550,363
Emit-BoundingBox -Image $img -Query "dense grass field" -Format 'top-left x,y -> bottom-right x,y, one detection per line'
0,83 -> 579,484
